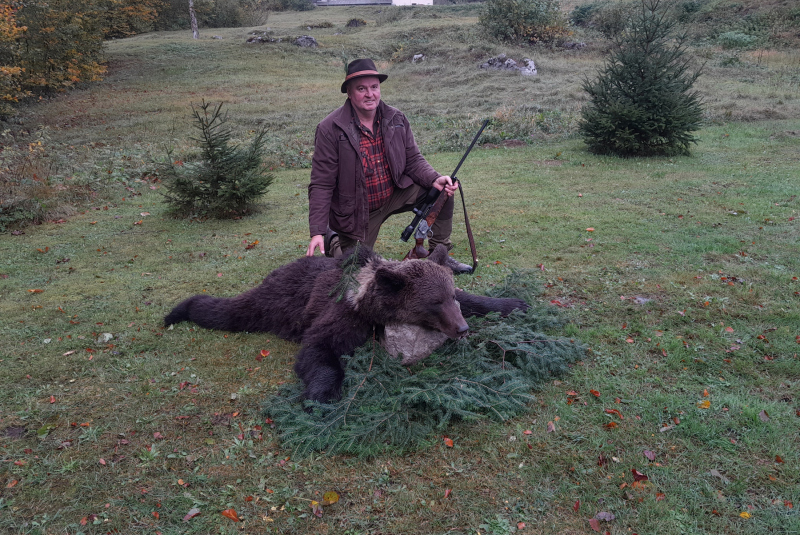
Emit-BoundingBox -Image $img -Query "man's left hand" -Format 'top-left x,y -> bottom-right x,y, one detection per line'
433,175 -> 459,196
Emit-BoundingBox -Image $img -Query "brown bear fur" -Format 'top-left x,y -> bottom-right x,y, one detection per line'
164,245 -> 528,403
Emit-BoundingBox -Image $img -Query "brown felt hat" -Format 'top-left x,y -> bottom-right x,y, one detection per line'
341,58 -> 388,93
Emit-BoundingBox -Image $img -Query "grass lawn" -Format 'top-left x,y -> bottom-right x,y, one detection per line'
1,5 -> 800,534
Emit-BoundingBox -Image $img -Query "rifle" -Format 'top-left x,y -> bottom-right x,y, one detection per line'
401,119 -> 489,272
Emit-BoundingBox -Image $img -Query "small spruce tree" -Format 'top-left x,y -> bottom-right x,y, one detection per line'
161,101 -> 274,217
579,0 -> 704,157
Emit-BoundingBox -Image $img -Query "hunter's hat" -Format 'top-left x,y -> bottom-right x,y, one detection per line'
341,58 -> 388,93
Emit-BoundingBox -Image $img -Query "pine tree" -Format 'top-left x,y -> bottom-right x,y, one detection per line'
263,272 -> 587,457
161,101 -> 274,218
579,0 -> 704,157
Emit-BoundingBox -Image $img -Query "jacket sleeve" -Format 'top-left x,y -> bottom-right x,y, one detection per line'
400,116 -> 440,189
308,125 -> 337,238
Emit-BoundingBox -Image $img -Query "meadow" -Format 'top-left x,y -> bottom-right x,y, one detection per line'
1,4 -> 799,534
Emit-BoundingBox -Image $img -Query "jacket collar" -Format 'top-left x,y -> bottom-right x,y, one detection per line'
333,99 -> 398,149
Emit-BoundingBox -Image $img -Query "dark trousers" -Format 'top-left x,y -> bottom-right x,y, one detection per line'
335,184 -> 454,257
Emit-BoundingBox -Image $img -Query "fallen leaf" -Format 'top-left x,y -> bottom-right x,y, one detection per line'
589,518 -> 601,532
739,512 -> 751,519
586,227 -> 595,232
605,408 -> 624,419
697,400 -> 711,409
775,455 -> 784,463
759,410 -> 770,422
322,491 -> 340,505
443,437 -> 454,447
604,422 -> 618,429
703,389 -> 709,397
710,469 -> 730,484
6,480 -> 19,488
444,488 -> 452,499
574,500 -> 580,512
99,458 -> 106,466
656,492 -> 666,501
632,469 -> 648,482
595,511 -> 615,521
152,511 -> 159,519
49,395 -> 56,404
546,421 -> 556,433
183,507 -> 201,522
28,289 -> 44,293
590,389 -> 600,397
517,521 -> 526,529
311,500 -> 323,518
220,508 -> 240,522
643,450 -> 656,461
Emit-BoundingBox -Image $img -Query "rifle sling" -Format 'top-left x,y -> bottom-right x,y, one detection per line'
457,182 -> 478,273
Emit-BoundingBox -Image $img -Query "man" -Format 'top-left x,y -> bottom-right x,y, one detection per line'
306,58 -> 471,273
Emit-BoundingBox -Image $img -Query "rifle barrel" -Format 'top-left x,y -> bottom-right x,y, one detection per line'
450,119 -> 490,179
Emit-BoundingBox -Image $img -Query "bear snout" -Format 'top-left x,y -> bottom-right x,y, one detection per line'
456,322 -> 469,339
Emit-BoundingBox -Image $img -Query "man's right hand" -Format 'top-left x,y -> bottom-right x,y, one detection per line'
307,235 -> 325,256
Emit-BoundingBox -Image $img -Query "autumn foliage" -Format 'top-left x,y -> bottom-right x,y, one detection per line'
0,0 -> 162,116
0,3 -> 28,116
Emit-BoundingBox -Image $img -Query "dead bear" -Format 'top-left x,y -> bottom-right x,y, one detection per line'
164,245 -> 528,403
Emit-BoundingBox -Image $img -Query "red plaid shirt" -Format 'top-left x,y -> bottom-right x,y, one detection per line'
355,110 -> 394,211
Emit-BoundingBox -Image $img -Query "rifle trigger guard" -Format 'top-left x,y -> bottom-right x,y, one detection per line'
415,220 -> 432,240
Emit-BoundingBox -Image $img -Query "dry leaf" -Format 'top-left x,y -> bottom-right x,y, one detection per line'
183,507 -> 201,521
759,410 -> 770,422
443,437 -> 454,447
643,450 -> 656,461
220,508 -> 240,522
322,491 -> 340,505
697,400 -> 711,409
546,421 -> 556,433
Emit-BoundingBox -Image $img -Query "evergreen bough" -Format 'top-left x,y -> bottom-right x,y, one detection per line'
262,272 -> 586,457
161,100 -> 274,217
579,0 -> 704,157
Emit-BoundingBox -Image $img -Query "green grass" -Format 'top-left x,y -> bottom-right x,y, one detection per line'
2,5 -> 800,534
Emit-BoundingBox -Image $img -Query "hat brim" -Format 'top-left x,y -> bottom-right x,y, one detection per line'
341,72 -> 388,93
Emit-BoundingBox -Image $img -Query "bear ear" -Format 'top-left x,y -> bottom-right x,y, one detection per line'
427,244 -> 450,267
375,267 -> 406,294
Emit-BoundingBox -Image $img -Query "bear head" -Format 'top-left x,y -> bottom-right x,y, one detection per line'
349,245 -> 469,339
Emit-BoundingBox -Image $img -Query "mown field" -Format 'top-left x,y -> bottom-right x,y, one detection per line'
1,4 -> 799,534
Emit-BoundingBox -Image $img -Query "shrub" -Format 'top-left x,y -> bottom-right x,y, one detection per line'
479,0 -> 570,45
160,101 -> 274,218
716,31 -> 759,50
579,0 -> 704,157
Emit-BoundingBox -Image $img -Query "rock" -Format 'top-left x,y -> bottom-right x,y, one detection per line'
381,324 -> 450,366
480,54 -> 537,76
295,35 -> 317,48
246,31 -> 281,44
520,58 -> 537,76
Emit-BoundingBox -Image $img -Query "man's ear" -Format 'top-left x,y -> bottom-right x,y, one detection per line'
427,244 -> 449,266
375,267 -> 406,293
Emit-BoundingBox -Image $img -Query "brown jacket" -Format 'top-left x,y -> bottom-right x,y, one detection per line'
308,99 -> 440,242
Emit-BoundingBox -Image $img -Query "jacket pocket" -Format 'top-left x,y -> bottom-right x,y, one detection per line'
330,193 -> 356,233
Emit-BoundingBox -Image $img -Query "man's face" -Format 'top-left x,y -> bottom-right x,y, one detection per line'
347,76 -> 381,116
